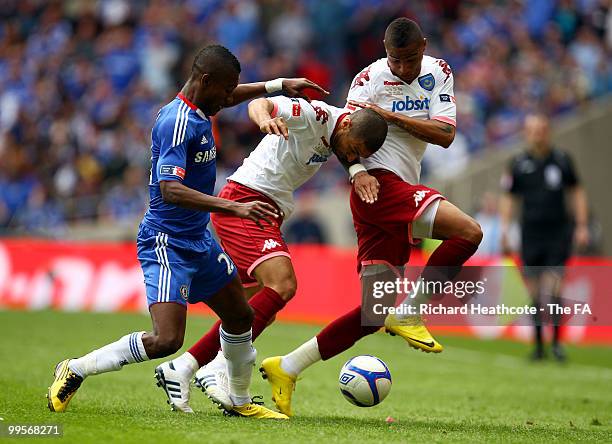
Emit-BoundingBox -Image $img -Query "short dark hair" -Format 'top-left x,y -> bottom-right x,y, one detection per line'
350,109 -> 388,154
192,44 -> 241,78
385,18 -> 424,48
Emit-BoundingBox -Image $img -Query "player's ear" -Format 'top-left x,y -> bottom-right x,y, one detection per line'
200,72 -> 210,87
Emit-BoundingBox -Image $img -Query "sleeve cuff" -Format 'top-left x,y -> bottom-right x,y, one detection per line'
270,101 -> 279,118
432,116 -> 456,126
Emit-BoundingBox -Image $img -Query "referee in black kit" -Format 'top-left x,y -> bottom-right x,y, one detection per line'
500,113 -> 589,362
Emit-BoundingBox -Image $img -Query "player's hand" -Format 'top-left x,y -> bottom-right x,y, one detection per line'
353,171 -> 380,204
348,100 -> 390,120
282,78 -> 329,100
574,224 -> 590,251
232,201 -> 281,229
259,117 -> 288,140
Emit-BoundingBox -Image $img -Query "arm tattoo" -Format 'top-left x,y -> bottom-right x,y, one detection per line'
392,118 -> 454,144
441,123 -> 454,134
393,120 -> 441,144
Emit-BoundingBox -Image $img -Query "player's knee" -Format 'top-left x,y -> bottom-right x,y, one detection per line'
460,217 -> 483,246
268,276 -> 297,301
225,304 -> 254,332
150,334 -> 183,357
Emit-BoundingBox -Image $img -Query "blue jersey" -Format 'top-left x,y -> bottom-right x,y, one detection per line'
142,94 -> 217,238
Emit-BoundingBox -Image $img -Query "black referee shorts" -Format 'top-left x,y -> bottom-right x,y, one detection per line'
521,226 -> 572,276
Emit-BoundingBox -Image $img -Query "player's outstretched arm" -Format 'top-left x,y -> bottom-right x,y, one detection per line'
248,98 -> 288,139
159,180 -> 280,228
348,100 -> 455,148
229,78 -> 329,107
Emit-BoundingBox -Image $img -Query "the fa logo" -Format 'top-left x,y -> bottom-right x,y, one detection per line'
413,190 -> 430,207
262,239 -> 281,252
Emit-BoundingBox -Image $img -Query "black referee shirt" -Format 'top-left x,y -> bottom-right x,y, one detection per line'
504,148 -> 578,232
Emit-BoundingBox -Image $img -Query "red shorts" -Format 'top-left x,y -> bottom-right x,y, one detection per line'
211,181 -> 290,286
350,169 -> 444,271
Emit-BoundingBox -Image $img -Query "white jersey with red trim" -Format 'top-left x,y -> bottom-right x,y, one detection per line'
228,97 -> 346,217
346,55 -> 456,184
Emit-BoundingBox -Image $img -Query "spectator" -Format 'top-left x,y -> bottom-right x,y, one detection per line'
0,0 -> 610,234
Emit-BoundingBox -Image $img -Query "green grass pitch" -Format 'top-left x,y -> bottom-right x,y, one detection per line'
1,310 -> 610,443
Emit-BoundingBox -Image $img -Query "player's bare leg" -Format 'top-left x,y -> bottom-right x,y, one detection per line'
193,256 -> 296,409
156,276 -> 286,418
385,200 -> 482,348
206,276 -> 287,418
48,303 -> 186,413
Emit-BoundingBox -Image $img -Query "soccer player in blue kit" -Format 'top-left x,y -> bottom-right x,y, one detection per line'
47,45 -> 327,419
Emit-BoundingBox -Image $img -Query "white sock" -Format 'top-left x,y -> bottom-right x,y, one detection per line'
219,327 -> 255,406
281,337 -> 321,376
69,331 -> 149,378
205,350 -> 225,370
396,288 -> 420,320
172,352 -> 199,378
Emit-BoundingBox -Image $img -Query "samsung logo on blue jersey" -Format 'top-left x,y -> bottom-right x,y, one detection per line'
391,96 -> 430,112
195,147 -> 216,163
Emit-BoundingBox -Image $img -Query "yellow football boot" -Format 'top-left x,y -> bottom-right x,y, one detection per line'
230,403 -> 289,419
384,314 -> 444,353
47,359 -> 83,412
259,356 -> 296,417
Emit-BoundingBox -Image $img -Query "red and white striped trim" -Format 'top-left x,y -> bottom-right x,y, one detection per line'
432,116 -> 456,127
247,251 -> 291,277
359,260 -> 405,279
177,92 -> 207,120
408,195 -> 444,245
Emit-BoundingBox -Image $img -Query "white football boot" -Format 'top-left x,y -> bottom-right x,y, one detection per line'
154,360 -> 194,413
193,351 -> 232,411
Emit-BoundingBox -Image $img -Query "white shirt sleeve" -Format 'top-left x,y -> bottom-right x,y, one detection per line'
268,96 -> 309,129
346,64 -> 375,109
429,60 -> 456,127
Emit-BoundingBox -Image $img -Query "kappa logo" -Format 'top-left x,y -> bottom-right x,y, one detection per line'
413,190 -> 431,207
262,239 -> 281,252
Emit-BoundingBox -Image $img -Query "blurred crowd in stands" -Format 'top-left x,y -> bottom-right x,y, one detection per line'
0,0 -> 610,238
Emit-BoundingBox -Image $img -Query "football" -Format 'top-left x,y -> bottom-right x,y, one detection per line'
338,355 -> 392,407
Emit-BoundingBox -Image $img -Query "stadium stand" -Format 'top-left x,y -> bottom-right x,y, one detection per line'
0,0 -> 610,235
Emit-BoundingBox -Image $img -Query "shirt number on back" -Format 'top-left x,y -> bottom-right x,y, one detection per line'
217,253 -> 235,275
